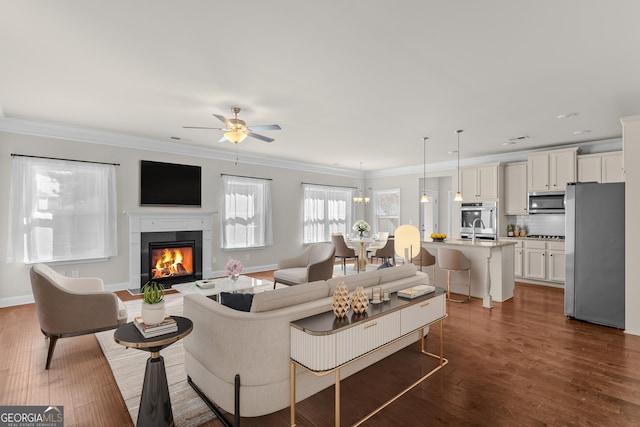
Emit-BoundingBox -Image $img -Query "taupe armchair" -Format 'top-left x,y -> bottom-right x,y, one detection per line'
273,243 -> 336,287
369,237 -> 395,264
29,263 -> 128,369
412,247 -> 436,283
331,233 -> 359,273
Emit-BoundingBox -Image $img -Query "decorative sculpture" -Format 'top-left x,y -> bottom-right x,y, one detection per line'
332,282 -> 350,318
350,286 -> 369,314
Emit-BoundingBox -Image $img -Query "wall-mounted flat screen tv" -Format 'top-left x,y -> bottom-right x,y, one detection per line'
140,160 -> 202,206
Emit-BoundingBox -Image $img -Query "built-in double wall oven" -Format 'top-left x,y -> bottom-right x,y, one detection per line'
460,201 -> 497,240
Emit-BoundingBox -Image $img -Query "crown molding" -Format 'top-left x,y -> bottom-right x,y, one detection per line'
366,137 -> 622,178
0,115 -> 362,178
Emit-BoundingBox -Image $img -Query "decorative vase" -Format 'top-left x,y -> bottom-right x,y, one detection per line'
359,231 -> 364,237
350,286 -> 369,314
141,301 -> 166,325
332,282 -> 350,318
229,273 -> 239,282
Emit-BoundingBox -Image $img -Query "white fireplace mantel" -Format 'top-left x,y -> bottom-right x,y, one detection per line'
125,210 -> 216,289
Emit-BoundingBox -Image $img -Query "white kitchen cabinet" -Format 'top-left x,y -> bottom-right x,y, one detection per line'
514,240 -> 524,278
460,163 -> 500,200
546,241 -> 565,283
504,162 -> 528,214
579,151 -> 623,183
524,242 -> 546,280
523,240 -> 565,283
528,148 -> 579,192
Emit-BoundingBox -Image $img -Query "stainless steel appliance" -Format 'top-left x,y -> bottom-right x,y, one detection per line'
528,191 -> 565,214
565,182 -> 625,329
460,202 -> 497,240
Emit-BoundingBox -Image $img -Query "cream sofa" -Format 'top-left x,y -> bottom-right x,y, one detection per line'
183,264 -> 430,419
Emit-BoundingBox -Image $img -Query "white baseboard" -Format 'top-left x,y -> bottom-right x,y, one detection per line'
0,265 -> 278,308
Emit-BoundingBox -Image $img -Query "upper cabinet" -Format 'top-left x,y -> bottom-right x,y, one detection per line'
504,162 -> 528,214
528,148 -> 579,192
460,163 -> 500,200
578,151 -> 623,183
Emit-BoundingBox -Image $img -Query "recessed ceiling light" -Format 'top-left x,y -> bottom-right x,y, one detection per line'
573,129 -> 591,135
557,113 -> 579,119
503,141 -> 516,146
448,150 -> 458,155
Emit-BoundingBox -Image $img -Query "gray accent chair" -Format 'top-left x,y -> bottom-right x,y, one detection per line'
29,263 -> 128,369
273,243 -> 336,287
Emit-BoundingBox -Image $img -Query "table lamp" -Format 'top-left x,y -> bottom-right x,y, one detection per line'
394,224 -> 421,263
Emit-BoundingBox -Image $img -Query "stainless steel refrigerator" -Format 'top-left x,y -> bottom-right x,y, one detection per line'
565,182 -> 625,329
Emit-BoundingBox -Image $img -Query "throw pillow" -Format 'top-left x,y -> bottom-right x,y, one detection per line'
377,261 -> 394,270
219,292 -> 254,312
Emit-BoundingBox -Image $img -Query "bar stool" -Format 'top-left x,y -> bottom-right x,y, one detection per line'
437,248 -> 471,303
412,247 -> 436,284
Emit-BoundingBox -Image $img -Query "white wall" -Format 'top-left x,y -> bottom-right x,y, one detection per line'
621,115 -> 640,335
0,131 -> 362,306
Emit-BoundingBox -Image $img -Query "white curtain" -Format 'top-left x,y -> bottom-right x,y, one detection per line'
303,184 -> 355,244
7,156 -> 118,263
222,175 -> 272,249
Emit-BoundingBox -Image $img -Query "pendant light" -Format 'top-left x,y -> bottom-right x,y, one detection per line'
354,162 -> 370,204
420,137 -> 429,203
454,130 -> 464,202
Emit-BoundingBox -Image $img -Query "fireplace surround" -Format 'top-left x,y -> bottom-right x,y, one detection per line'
126,211 -> 215,291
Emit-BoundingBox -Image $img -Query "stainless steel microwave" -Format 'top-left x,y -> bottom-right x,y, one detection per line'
528,191 -> 565,214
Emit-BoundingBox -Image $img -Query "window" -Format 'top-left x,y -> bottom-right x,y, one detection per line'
373,188 -> 400,235
7,156 -> 118,263
222,175 -> 272,249
303,184 -> 355,244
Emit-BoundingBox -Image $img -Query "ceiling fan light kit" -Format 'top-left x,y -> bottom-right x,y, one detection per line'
224,130 -> 248,143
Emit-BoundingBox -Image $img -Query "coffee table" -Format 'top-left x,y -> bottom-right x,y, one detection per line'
172,275 -> 273,297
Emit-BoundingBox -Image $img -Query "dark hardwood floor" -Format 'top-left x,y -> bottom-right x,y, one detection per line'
2,267 -> 640,426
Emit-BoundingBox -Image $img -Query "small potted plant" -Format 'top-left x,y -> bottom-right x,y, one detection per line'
507,224 -> 514,237
141,281 -> 166,325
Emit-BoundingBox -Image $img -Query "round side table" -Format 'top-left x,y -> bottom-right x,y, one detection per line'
114,315 -> 193,427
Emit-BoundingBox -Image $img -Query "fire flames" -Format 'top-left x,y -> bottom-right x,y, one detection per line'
151,247 -> 193,279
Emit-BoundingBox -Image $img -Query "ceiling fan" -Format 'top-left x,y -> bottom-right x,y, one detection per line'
183,107 -> 281,143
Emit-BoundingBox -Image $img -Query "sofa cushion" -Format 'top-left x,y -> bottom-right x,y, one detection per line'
220,292 -> 254,312
273,267 -> 308,284
327,270 -> 380,294
250,281 -> 329,313
378,263 -> 417,284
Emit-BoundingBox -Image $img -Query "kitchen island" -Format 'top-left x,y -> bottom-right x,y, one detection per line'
421,239 -> 516,307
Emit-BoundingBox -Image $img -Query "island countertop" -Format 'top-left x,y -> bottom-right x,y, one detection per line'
422,238 -> 516,304
421,238 -> 517,248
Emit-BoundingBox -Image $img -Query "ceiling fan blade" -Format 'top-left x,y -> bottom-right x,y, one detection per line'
212,114 -> 229,125
248,132 -> 275,143
183,126 -> 225,130
249,124 -> 282,131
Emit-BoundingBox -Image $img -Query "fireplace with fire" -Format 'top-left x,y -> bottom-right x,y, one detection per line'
140,231 -> 203,289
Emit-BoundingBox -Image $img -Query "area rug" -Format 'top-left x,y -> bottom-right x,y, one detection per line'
95,294 -> 214,426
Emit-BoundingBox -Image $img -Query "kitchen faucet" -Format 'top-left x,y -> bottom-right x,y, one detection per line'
472,218 -> 485,244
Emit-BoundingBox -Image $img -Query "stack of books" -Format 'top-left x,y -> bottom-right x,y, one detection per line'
398,284 -> 436,299
134,315 -> 178,338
